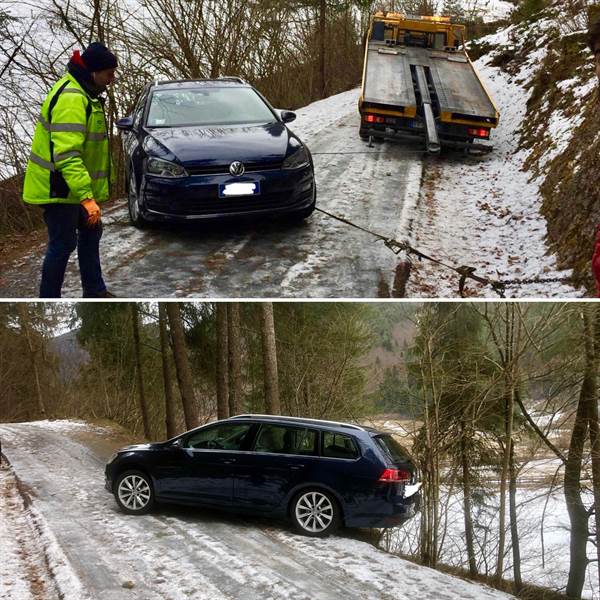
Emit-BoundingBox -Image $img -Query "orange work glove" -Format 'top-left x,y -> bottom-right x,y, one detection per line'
81,198 -> 101,226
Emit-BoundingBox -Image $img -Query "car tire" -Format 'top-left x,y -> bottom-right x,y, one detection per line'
127,171 -> 147,229
114,470 -> 154,515
290,488 -> 340,537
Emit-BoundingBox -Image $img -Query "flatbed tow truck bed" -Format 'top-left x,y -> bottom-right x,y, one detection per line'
359,13 -> 499,153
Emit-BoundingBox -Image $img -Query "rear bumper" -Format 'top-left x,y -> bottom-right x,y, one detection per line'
345,490 -> 421,528
360,124 -> 493,153
139,165 -> 315,221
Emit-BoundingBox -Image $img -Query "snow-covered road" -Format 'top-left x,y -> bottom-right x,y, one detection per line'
0,90 -> 423,299
0,420 -> 515,600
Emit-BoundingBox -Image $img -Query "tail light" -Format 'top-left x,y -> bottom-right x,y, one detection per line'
379,468 -> 411,483
467,127 -> 489,139
365,114 -> 385,124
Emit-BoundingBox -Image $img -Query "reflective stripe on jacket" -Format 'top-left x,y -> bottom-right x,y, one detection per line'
23,73 -> 111,205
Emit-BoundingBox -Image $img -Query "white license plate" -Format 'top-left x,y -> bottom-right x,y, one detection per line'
219,182 -> 260,198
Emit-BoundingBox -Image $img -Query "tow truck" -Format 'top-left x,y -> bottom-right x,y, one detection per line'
359,12 -> 499,153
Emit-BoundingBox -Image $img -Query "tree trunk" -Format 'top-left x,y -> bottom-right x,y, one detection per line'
17,305 -> 46,419
460,418 -> 477,576
166,303 -> 199,430
318,0 -> 326,98
497,305 -> 515,582
227,303 -> 242,416
130,304 -> 151,439
589,375 -> 600,595
216,304 -> 229,420
509,441 -> 522,593
159,303 -> 177,439
589,305 -> 600,593
565,308 -> 595,599
260,303 -> 280,414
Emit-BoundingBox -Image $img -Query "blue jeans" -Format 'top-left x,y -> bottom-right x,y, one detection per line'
40,203 -> 106,298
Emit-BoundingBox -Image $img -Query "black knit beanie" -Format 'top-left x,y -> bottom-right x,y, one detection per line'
81,42 -> 118,72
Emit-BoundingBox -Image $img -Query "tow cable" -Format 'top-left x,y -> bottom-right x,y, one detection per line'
315,207 -> 578,298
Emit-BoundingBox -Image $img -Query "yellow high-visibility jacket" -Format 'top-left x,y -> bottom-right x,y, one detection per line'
23,73 -> 111,205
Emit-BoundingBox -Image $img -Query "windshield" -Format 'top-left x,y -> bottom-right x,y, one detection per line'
146,87 -> 276,127
374,435 -> 412,464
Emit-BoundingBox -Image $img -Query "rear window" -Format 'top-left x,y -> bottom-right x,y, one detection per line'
322,432 -> 359,460
147,87 -> 276,127
374,435 -> 411,463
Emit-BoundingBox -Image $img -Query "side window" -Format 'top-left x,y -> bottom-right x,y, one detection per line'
253,425 -> 317,456
185,423 -> 252,451
322,432 -> 359,460
132,91 -> 148,130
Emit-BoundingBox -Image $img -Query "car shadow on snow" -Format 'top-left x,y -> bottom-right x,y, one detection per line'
141,213 -> 314,239
108,500 -> 366,541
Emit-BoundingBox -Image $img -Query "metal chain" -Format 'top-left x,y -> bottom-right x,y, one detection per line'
315,207 -> 578,297
500,276 -> 575,286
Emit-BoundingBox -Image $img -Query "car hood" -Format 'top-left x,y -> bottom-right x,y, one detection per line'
144,121 -> 294,167
119,443 -> 161,452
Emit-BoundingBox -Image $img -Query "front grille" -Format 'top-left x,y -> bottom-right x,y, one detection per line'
186,161 -> 283,176
145,188 -> 312,216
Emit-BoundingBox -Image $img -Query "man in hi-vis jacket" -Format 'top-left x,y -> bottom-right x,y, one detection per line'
23,42 -> 117,298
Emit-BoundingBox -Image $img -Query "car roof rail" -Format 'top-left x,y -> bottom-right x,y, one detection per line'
229,414 -> 364,431
218,76 -> 247,85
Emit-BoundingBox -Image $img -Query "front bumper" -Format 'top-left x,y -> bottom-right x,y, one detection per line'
104,466 -> 113,493
139,165 -> 315,221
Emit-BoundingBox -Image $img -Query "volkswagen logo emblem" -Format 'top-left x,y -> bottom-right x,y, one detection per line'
229,161 -> 245,177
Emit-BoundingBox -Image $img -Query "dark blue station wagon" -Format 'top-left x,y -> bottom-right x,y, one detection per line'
105,415 -> 420,537
116,78 -> 316,226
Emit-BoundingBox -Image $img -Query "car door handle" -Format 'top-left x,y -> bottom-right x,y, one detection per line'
288,464 -> 305,470
221,458 -> 237,465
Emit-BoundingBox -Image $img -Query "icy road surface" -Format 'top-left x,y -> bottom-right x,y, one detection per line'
0,420 -> 515,600
0,89 -> 423,299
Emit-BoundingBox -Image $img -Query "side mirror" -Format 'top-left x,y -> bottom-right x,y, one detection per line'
116,116 -> 134,131
280,110 -> 297,124
171,438 -> 183,449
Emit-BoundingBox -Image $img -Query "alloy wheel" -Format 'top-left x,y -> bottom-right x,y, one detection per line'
294,491 -> 334,534
118,474 -> 151,511
128,172 -> 140,222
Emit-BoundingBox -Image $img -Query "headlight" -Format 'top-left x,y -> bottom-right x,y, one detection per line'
146,157 -> 188,178
282,146 -> 310,170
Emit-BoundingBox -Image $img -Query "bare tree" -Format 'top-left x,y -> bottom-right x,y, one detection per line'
565,306 -> 597,599
130,303 -> 151,439
227,302 -> 242,416
17,304 -> 46,419
166,303 -> 198,430
158,303 -> 177,438
216,303 -> 229,420
260,302 -> 280,414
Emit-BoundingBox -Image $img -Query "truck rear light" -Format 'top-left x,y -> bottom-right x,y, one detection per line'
365,114 -> 385,124
379,468 -> 411,482
467,127 -> 489,139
